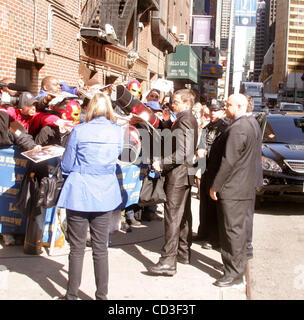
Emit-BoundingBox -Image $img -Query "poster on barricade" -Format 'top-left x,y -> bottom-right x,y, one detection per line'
116,163 -> 149,210
0,147 -> 29,234
0,148 -> 64,246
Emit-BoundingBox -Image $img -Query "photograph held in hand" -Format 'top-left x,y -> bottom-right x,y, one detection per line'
21,144 -> 65,163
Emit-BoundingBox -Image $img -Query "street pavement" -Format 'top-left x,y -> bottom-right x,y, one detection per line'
0,187 -> 247,300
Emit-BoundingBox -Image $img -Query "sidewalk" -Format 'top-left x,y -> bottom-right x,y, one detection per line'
0,188 -> 247,300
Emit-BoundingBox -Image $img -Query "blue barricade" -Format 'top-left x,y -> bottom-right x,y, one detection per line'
116,163 -> 148,210
0,146 -> 148,236
0,146 -> 29,234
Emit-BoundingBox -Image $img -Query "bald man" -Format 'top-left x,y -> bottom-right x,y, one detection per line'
41,76 -> 62,95
39,76 -> 78,96
209,94 -> 260,287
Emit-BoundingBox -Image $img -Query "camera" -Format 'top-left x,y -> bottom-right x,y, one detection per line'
0,91 -> 19,107
0,82 -> 27,108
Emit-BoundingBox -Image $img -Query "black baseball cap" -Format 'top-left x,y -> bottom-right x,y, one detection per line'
18,92 -> 38,109
208,99 -> 225,111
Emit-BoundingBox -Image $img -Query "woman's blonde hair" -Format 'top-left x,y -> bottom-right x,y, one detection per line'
85,92 -> 115,122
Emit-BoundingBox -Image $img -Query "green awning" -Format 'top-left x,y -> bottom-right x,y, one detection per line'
166,45 -> 199,84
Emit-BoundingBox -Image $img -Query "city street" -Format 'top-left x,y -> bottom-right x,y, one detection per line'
2,190 -> 304,301
0,190 -> 247,301
1,0 -> 304,305
249,200 -> 304,300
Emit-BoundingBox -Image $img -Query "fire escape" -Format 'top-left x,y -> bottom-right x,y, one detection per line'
80,0 -> 160,80
81,0 -> 160,46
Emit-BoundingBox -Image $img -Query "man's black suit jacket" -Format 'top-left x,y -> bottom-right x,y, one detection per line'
247,114 -> 263,188
211,115 -> 259,200
162,110 -> 198,187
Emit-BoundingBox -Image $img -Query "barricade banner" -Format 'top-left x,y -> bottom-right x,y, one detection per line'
0,147 -> 29,234
116,163 -> 149,210
0,146 -> 149,237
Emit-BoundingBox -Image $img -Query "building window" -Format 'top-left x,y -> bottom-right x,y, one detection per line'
16,59 -> 43,94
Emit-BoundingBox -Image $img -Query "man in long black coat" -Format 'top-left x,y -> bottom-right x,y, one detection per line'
209,94 -> 260,287
148,89 -> 198,276
195,101 -> 231,249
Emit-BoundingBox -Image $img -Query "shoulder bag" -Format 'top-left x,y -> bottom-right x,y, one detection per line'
36,164 -> 64,208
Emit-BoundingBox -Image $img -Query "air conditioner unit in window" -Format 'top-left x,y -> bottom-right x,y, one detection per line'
178,33 -> 187,43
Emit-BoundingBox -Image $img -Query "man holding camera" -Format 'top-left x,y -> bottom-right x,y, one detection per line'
0,92 -> 66,138
0,81 -> 41,151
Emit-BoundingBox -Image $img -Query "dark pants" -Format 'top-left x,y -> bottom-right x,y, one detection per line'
197,178 -> 219,244
245,197 -> 255,256
216,199 -> 251,278
160,183 -> 192,266
66,209 -> 111,300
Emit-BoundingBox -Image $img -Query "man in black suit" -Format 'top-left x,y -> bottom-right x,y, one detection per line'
209,94 -> 260,287
245,95 -> 263,260
195,100 -> 231,249
148,89 -> 198,276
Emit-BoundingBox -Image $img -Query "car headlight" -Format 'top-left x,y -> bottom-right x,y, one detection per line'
261,156 -> 282,172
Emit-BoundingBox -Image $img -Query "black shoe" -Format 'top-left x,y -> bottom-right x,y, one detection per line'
126,216 -> 141,226
148,262 -> 177,276
201,241 -> 220,250
213,274 -> 243,287
177,256 -> 190,264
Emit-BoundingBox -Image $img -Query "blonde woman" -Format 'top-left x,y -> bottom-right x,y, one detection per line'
57,93 -> 124,300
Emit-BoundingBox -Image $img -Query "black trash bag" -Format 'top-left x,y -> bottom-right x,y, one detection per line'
36,163 -> 64,208
138,174 -> 167,207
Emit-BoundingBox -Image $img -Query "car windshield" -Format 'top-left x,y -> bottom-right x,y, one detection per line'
263,116 -> 304,144
281,104 -> 303,111
254,105 -> 262,112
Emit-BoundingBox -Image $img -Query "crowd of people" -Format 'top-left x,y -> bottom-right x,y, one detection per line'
0,75 -> 262,299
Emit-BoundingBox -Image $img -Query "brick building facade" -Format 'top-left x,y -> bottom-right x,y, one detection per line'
0,0 -> 191,95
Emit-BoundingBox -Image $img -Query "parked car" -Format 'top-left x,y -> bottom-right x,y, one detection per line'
279,102 -> 303,112
256,112 -> 304,206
